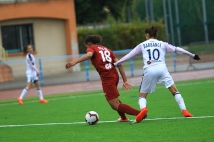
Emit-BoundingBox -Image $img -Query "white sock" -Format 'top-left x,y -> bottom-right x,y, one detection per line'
37,89 -> 44,100
19,88 -> 28,99
138,97 -> 147,110
174,92 -> 186,110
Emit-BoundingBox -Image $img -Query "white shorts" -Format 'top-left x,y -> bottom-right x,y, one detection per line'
139,64 -> 174,93
27,76 -> 39,83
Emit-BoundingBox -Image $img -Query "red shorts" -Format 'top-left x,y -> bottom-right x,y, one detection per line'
101,73 -> 119,101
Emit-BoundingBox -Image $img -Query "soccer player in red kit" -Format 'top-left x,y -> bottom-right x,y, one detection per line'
65,35 -> 146,122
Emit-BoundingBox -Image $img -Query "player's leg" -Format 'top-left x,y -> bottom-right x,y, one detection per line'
136,92 -> 148,123
34,77 -> 48,103
117,100 -> 127,120
105,85 -> 141,122
168,84 -> 192,117
17,77 -> 33,105
136,67 -> 159,122
160,71 -> 192,117
108,97 -> 140,116
103,73 -> 140,121
108,98 -> 129,122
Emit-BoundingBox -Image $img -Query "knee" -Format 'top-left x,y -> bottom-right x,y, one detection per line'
168,85 -> 178,95
110,104 -> 118,110
26,86 -> 31,90
139,93 -> 147,98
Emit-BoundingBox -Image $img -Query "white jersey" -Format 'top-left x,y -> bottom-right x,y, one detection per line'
26,53 -> 39,77
141,39 -> 166,68
114,39 -> 195,69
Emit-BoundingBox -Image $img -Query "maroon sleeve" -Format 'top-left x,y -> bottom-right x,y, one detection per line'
86,46 -> 95,53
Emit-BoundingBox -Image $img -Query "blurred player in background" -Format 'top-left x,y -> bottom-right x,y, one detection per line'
66,35 -> 146,122
17,45 -> 48,105
114,25 -> 201,123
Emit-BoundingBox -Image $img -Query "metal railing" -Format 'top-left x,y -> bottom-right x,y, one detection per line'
0,49 -> 213,90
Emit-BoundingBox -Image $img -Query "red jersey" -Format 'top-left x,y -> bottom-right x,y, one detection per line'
86,45 -> 118,81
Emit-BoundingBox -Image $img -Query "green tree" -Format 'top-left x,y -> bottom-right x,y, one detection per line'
74,0 -> 133,25
135,0 -> 214,45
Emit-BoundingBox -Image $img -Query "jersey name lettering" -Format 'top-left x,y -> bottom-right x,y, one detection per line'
143,42 -> 161,49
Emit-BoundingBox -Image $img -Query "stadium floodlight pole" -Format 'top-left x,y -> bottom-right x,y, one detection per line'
202,0 -> 209,52
38,58 -> 44,86
149,0 -> 154,21
162,0 -> 169,42
127,6 -> 131,23
174,0 -> 181,47
145,0 -> 149,20
168,0 -> 176,72
167,0 -> 175,45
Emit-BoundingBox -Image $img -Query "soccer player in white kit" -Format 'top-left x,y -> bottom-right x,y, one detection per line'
17,45 -> 48,105
114,26 -> 201,123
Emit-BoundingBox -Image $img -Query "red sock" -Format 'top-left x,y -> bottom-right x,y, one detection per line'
117,110 -> 126,119
118,104 -> 140,116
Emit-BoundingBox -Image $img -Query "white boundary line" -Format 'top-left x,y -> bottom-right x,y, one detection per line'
0,116 -> 214,128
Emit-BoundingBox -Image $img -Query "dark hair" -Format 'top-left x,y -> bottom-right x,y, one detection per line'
145,25 -> 158,38
84,35 -> 102,44
23,44 -> 33,55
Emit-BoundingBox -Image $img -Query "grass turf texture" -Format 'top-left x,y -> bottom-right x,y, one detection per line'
0,78 -> 214,142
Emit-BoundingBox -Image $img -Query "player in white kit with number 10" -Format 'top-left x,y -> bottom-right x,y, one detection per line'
114,26 -> 201,123
17,45 -> 48,105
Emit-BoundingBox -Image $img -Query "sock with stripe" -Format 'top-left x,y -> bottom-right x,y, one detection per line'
19,88 -> 28,99
37,88 -> 44,100
174,92 -> 186,110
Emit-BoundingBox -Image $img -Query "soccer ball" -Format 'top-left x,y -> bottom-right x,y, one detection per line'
85,111 -> 99,125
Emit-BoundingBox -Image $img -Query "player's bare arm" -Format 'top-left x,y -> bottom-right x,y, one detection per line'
114,58 -> 132,93
66,52 -> 93,69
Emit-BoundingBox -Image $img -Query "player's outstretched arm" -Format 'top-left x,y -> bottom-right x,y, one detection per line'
164,42 -> 201,61
193,54 -> 201,61
65,52 -> 93,69
114,58 -> 132,93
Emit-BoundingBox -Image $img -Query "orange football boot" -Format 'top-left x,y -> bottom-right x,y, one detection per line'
136,107 -> 148,123
17,98 -> 23,105
182,110 -> 192,117
39,99 -> 48,103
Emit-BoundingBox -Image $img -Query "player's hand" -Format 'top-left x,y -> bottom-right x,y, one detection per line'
122,82 -> 132,93
36,73 -> 39,76
193,54 -> 201,61
65,61 -> 76,69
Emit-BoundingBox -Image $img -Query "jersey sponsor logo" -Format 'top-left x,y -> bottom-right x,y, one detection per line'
146,60 -> 162,65
105,63 -> 112,69
147,60 -> 151,65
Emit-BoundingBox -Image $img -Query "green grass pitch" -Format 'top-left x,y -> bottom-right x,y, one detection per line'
0,78 -> 214,142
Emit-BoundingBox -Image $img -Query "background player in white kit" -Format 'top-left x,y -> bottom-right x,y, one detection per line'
114,26 -> 201,123
17,45 -> 48,105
